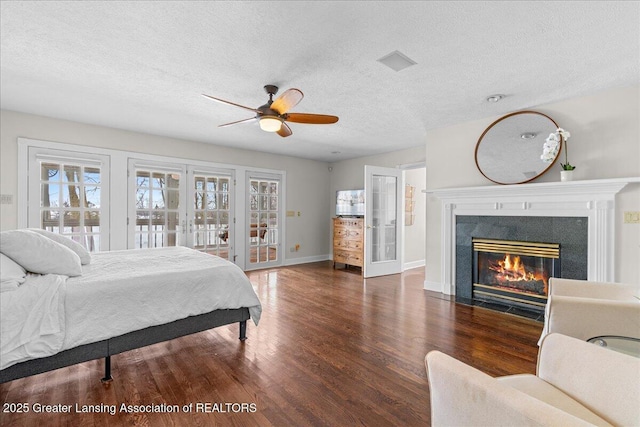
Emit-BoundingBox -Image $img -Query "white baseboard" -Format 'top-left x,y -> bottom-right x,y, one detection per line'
423,280 -> 443,292
284,254 -> 331,266
403,260 -> 425,271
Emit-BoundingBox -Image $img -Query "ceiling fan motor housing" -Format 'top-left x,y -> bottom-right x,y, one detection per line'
264,85 -> 279,96
257,105 -> 280,118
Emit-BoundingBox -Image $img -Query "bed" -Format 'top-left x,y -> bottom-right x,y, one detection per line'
0,229 -> 262,383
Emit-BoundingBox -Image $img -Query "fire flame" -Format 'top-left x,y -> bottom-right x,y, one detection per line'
500,255 -> 534,280
488,254 -> 548,294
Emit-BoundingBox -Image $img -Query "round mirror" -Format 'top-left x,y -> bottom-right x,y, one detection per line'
475,111 -> 559,185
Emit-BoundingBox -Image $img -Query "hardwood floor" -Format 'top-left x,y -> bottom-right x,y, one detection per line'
0,261 -> 543,426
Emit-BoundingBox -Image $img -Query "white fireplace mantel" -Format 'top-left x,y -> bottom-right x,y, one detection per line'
425,177 -> 640,295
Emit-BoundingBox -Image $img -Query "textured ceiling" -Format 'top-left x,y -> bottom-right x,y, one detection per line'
1,1 -> 638,162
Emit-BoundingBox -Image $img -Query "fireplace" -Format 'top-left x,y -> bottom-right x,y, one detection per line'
426,178 -> 636,320
472,238 -> 560,311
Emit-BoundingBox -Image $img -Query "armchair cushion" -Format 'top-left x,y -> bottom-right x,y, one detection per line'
497,374 -> 611,426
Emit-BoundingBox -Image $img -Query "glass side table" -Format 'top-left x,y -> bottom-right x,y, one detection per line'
588,336 -> 640,358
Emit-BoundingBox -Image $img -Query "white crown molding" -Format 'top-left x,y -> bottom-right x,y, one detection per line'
426,178 -> 640,295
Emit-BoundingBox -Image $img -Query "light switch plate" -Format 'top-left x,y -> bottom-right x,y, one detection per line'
624,211 -> 640,224
0,194 -> 13,204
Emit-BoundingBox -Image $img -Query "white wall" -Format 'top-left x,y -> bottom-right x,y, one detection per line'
329,145 -> 426,200
425,84 -> 640,286
0,109 -> 331,263
403,168 -> 427,268
403,167 -> 426,268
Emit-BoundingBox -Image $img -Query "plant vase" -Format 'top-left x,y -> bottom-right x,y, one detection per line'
560,170 -> 574,182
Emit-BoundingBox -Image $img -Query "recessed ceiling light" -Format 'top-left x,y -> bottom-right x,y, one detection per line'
520,132 -> 537,139
486,94 -> 505,103
377,50 -> 417,72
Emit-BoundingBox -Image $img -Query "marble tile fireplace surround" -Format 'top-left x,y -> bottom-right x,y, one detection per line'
427,178 -> 638,316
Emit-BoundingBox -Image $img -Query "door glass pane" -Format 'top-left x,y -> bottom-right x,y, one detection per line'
135,169 -> 181,249
85,186 -> 100,208
84,167 -> 100,185
152,189 -> 165,208
41,163 -> 59,181
191,172 -> 232,260
41,183 -> 60,207
249,178 -> 279,265
38,160 -> 102,252
371,174 -> 397,263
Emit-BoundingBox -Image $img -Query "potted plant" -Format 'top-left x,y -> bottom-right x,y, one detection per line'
541,128 -> 574,181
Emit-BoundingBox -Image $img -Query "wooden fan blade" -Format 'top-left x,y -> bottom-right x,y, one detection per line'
277,122 -> 292,137
270,88 -> 304,114
284,113 -> 339,124
218,117 -> 257,128
202,94 -> 259,113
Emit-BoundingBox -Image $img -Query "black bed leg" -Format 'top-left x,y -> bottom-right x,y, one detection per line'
239,320 -> 247,341
101,356 -> 113,384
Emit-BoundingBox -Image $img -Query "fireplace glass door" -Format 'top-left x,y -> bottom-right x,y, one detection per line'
472,238 -> 560,310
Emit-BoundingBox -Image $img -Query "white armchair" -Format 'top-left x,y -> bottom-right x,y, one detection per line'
539,278 -> 640,344
425,333 -> 640,426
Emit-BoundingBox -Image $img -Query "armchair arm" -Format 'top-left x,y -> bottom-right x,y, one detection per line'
537,333 -> 640,427
542,296 -> 640,341
425,351 -> 591,426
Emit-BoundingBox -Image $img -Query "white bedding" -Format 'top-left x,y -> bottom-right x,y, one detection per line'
0,246 -> 262,371
0,274 -> 66,370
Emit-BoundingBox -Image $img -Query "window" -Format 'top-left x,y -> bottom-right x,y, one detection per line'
27,149 -> 110,251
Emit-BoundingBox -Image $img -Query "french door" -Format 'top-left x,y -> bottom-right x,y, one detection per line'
27,148 -> 111,251
128,160 -> 236,261
363,165 -> 403,278
186,167 -> 234,261
128,160 -> 186,249
246,171 -> 282,269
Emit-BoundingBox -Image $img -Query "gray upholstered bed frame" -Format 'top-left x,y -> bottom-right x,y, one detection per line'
0,307 -> 250,383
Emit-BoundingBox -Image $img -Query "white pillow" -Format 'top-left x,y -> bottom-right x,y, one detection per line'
0,230 -> 82,277
28,228 -> 91,265
0,253 -> 27,292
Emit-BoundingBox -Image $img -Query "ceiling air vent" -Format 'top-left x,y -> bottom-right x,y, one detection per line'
377,50 -> 417,72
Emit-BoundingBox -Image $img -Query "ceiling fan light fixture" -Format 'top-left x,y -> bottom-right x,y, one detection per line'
259,116 -> 282,132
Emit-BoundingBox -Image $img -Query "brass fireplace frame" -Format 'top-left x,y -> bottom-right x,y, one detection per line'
472,238 -> 560,309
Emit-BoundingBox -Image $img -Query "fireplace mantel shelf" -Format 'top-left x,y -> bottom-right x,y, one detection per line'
424,177 -> 640,200
425,177 -> 640,295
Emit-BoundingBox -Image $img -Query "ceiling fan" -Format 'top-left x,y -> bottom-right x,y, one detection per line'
202,85 -> 339,137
